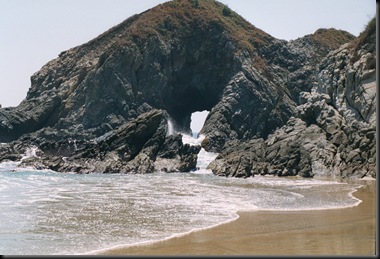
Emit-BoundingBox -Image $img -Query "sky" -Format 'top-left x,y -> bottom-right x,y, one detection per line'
0,0 -> 376,132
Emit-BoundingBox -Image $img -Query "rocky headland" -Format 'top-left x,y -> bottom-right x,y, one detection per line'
0,0 -> 376,179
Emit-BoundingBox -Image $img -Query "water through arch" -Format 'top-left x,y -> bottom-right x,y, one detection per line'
190,110 -> 209,138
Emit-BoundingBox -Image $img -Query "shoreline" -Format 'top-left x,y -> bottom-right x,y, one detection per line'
99,178 -> 376,256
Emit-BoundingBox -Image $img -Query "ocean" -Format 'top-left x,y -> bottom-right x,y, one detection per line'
0,134 -> 362,255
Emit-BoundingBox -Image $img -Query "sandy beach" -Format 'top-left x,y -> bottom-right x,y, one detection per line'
101,178 -> 376,256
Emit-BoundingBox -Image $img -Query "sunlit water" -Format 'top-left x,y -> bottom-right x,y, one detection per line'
0,134 -> 362,255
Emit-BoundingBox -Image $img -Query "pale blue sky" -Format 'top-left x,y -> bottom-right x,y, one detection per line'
0,0 -> 376,131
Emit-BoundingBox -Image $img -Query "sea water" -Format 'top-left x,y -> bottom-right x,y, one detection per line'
0,134 -> 362,255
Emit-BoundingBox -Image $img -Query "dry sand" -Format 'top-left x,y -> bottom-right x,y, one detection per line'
101,178 -> 376,256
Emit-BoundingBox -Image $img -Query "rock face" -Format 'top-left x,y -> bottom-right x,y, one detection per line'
0,1 -> 375,179
209,18 -> 376,179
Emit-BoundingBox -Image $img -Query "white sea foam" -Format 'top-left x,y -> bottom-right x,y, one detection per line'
0,146 -> 41,172
0,160 -> 21,171
20,146 -> 39,160
181,133 -> 218,174
0,133 -> 363,255
167,119 -> 175,136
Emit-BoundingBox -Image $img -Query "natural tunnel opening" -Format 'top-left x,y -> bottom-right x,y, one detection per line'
165,84 -> 221,135
191,110 -> 209,137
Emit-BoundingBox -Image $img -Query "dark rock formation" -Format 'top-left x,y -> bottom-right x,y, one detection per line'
209,18 -> 376,179
14,109 -> 200,174
0,1 -> 375,179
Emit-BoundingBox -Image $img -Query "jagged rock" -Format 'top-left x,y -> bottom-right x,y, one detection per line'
316,46 -> 376,126
179,144 -> 201,172
156,134 -> 201,173
195,17 -> 371,180
273,29 -> 355,104
208,138 -> 266,177
157,135 -> 183,159
14,109 -> 202,174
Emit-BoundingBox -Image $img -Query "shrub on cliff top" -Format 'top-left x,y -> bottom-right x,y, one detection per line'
354,16 -> 376,53
310,28 -> 355,49
350,16 -> 376,67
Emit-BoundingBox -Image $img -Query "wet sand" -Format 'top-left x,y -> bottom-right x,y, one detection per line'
101,179 -> 376,256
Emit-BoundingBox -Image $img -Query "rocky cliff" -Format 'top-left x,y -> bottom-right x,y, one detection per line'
209,17 -> 376,179
0,1 -> 375,179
